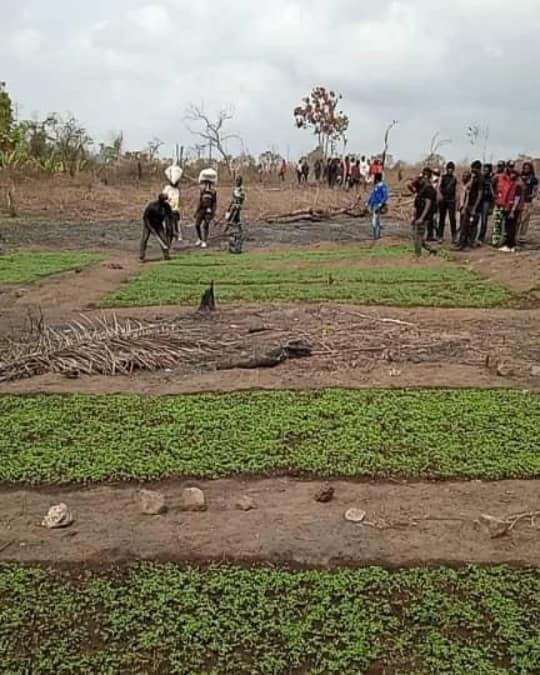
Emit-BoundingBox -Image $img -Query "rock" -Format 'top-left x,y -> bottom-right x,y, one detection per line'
345,508 -> 366,523
496,362 -> 513,377
478,513 -> 509,539
41,503 -> 73,529
530,365 -> 540,377
181,487 -> 207,512
139,489 -> 167,516
236,496 -> 257,511
315,485 -> 335,503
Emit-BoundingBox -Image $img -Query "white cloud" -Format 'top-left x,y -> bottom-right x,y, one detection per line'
1,0 -> 540,161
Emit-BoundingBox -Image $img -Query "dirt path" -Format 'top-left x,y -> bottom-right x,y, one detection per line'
1,478 -> 538,567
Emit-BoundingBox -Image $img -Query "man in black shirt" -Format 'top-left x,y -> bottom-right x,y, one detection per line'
478,163 -> 495,243
518,161 -> 538,243
139,193 -> 172,262
437,161 -> 457,243
455,160 -> 484,250
412,167 -> 438,256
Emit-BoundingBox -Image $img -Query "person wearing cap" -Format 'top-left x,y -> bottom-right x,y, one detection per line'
500,165 -> 525,252
492,161 -> 512,247
411,168 -> 438,256
437,162 -> 458,243
455,160 -> 484,250
518,161 -> 538,243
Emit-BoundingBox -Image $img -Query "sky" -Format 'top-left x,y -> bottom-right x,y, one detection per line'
2,0 -> 540,163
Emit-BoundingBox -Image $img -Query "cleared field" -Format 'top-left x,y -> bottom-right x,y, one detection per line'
1,389 -> 538,483
0,251 -> 102,284
1,563 -> 538,674
100,245 -> 511,308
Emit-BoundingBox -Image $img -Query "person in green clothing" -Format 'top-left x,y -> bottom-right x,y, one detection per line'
226,176 -> 246,253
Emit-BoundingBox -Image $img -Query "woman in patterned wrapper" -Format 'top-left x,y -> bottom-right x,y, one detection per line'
162,164 -> 183,245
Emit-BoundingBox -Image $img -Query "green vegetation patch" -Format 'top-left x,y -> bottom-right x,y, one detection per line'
0,251 -> 102,284
1,389 -> 538,484
1,563 -> 538,674
100,245 -> 509,307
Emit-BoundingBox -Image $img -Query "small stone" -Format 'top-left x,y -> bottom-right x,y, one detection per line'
181,487 -> 207,512
41,503 -> 73,529
496,362 -> 513,377
315,485 -> 335,503
530,365 -> 540,377
345,508 -> 366,523
478,514 -> 509,539
236,496 -> 256,511
139,489 -> 167,516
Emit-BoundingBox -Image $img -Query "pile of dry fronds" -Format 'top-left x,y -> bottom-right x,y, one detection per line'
0,314 -> 232,382
0,313 -> 311,382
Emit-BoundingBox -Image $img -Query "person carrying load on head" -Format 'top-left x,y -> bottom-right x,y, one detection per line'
226,176 -> 246,254
162,164 -> 183,244
195,168 -> 217,249
139,193 -> 173,262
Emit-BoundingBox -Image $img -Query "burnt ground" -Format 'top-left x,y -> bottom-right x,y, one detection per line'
0,216 -> 538,569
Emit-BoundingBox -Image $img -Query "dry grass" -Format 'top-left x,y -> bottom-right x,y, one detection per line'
0,171 -> 414,224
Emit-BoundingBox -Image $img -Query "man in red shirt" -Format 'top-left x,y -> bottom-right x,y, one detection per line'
500,165 -> 525,252
491,161 -> 512,247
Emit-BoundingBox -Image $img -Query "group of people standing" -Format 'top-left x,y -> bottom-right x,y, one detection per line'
410,160 -> 537,254
290,155 -> 383,190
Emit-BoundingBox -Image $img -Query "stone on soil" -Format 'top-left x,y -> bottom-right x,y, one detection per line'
478,513 -> 509,538
41,503 -> 73,529
181,487 -> 207,512
315,485 -> 335,503
236,496 -> 257,511
345,508 -> 366,523
139,489 -> 167,516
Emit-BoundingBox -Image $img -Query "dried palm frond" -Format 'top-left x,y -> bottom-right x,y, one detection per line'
0,314 -> 232,382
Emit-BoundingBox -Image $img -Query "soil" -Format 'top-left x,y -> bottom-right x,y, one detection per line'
0,208 -> 538,571
0,478 -> 538,567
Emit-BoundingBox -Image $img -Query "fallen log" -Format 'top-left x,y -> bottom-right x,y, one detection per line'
216,339 -> 312,370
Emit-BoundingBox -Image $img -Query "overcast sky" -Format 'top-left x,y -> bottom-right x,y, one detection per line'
2,0 -> 540,163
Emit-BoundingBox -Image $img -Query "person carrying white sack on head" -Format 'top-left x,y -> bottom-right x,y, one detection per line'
163,164 -> 183,243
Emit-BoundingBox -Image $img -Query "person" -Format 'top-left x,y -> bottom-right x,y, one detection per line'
350,159 -> 361,192
302,159 -> 310,184
492,161 -> 511,247
367,172 -> 389,240
314,158 -> 322,182
412,168 -> 438,256
139,193 -> 172,262
478,163 -> 495,243
500,165 -> 525,252
162,164 -> 183,244
226,176 -> 245,254
518,161 -> 538,243
455,160 -> 484,250
427,169 -> 441,241
437,161 -> 458,243
278,158 -> 287,183
194,180 -> 217,249
343,156 -> 351,189
296,160 -> 303,185
359,155 -> 370,187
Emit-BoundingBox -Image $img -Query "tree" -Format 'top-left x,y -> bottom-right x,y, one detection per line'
426,131 -> 452,165
381,120 -> 398,168
466,123 -> 489,162
0,82 -> 14,152
293,86 -> 349,157
258,149 -> 281,173
184,103 -> 241,171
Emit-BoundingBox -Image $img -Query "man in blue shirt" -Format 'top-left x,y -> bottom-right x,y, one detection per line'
367,172 -> 389,240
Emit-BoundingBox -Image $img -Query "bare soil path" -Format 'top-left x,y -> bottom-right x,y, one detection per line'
1,478 -> 538,567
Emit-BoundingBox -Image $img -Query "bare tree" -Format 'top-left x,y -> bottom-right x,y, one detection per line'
184,103 -> 241,171
426,131 -> 452,164
381,120 -> 398,168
